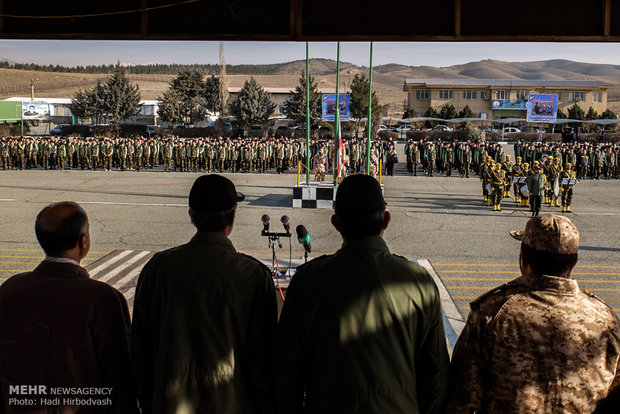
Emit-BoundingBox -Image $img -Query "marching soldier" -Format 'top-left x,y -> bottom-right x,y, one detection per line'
57,140 -> 67,170
481,156 -> 494,204
512,157 -> 526,204
560,162 -> 577,212
102,139 -> 114,171
501,155 -> 513,197
312,148 -> 327,181
491,162 -> 506,211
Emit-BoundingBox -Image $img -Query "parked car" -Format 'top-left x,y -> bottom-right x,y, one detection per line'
392,124 -> 414,133
146,125 -> 158,136
432,124 -> 454,131
501,127 -> 521,134
50,124 -> 70,135
377,124 -> 388,132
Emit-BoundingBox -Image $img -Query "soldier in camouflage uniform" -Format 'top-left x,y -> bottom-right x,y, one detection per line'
448,214 -> 620,414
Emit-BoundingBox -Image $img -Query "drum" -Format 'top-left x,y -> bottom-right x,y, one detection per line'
520,185 -> 529,198
553,177 -> 560,197
485,183 -> 491,193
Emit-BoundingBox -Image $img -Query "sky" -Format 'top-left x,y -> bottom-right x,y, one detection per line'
1,40 -> 620,68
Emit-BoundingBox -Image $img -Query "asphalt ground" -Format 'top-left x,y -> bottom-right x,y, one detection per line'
1,149 -> 620,331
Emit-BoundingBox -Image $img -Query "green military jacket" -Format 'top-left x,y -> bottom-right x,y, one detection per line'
526,173 -> 546,196
276,236 -> 449,414
132,231 -> 277,414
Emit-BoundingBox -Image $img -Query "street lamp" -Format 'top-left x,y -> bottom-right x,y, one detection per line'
30,78 -> 38,101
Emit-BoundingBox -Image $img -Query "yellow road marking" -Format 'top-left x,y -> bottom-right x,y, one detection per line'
434,263 -> 620,269
440,270 -> 620,276
0,261 -> 41,265
447,286 -> 620,292
443,277 -> 620,282
459,304 -> 620,312
0,255 -> 98,261
0,269 -> 32,273
0,249 -> 108,254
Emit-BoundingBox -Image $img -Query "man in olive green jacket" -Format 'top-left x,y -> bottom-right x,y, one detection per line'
526,165 -> 546,217
132,175 -> 277,414
275,175 -> 449,414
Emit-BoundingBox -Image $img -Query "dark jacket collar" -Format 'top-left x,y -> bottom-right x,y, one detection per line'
189,231 -> 236,252
340,235 -> 390,252
515,273 -> 580,295
33,260 -> 90,278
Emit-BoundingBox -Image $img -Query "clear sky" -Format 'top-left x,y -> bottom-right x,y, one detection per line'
1,40 -> 620,67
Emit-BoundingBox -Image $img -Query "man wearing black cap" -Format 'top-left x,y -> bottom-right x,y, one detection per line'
275,175 -> 449,414
131,174 -> 277,414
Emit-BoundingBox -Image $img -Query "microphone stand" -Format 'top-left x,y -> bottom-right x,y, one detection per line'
262,229 -> 291,278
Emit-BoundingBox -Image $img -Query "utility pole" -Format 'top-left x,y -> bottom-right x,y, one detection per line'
30,78 -> 38,101
219,42 -> 228,116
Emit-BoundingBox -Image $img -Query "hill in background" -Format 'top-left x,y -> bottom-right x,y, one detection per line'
1,58 -> 619,116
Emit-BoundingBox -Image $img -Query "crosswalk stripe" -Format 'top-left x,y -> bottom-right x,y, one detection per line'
111,258 -> 151,290
88,250 -> 134,277
98,251 -> 151,283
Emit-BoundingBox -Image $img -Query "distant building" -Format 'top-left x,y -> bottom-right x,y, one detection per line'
3,97 -> 159,125
403,79 -> 613,120
227,87 -> 347,118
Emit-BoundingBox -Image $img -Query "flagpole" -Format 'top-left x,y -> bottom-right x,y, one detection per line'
334,42 -> 341,186
306,41 -> 311,186
366,41 -> 374,174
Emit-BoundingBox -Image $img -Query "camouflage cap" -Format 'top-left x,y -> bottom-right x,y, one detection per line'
521,214 -> 580,254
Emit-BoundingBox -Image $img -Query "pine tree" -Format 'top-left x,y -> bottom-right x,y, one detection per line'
567,103 -> 585,120
282,73 -> 322,126
204,75 -> 221,114
228,77 -> 276,130
349,73 -> 381,138
600,109 -> 617,119
585,106 -> 599,120
69,67 -> 141,130
458,105 -> 474,118
423,107 -> 439,128
403,107 -> 417,119
103,66 -> 142,127
439,103 -> 458,120
157,89 -> 184,124
168,69 -> 207,125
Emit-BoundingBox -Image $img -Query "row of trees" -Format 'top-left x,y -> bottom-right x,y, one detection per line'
67,65 -> 380,135
0,61 -> 277,75
68,67 -> 141,127
403,103 -> 617,123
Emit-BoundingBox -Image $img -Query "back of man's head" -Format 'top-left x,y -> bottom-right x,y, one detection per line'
188,174 -> 245,232
35,202 -> 88,257
333,175 -> 387,238
520,214 -> 579,277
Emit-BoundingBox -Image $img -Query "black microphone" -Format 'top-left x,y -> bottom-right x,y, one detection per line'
261,214 -> 270,232
280,215 -> 290,233
296,225 -> 311,254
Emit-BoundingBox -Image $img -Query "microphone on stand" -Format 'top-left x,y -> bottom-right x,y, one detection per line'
280,215 -> 290,235
296,225 -> 311,254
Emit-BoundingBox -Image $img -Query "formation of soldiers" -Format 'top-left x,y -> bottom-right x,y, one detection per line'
514,139 -> 620,180
479,151 -> 578,213
0,136 -> 310,174
404,139 -> 509,178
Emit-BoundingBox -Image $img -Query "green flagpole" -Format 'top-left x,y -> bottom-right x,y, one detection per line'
366,41 -> 374,174
333,42 -> 341,186
306,42 -> 311,186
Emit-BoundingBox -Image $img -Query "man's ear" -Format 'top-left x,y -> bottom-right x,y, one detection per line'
78,231 -> 90,259
382,210 -> 391,231
331,214 -> 340,232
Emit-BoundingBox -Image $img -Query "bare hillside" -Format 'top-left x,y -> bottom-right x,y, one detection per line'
1,58 -> 619,117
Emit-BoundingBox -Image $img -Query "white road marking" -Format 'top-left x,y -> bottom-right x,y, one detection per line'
76,201 -> 187,207
99,251 -> 152,283
89,250 -> 134,277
